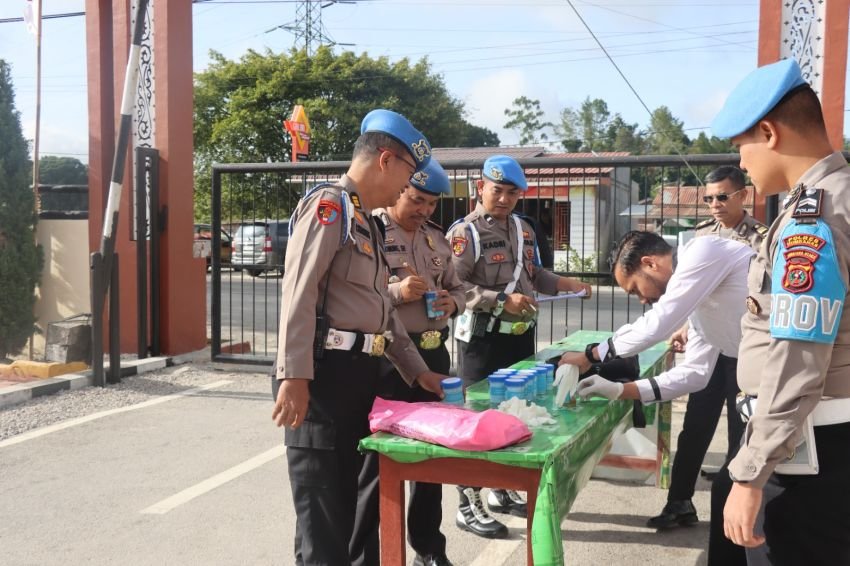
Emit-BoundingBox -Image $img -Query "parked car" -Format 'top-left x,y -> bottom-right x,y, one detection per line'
194,223 -> 232,270
232,219 -> 289,277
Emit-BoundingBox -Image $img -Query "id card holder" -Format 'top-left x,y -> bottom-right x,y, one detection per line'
775,414 -> 819,475
455,309 -> 474,343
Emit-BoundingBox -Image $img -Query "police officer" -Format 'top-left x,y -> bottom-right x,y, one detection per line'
447,154 -> 591,539
352,160 -> 464,566
272,109 -> 447,566
645,166 -> 766,565
712,59 -> 850,564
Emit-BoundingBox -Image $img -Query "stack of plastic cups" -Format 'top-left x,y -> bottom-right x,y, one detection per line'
487,373 -> 507,407
515,370 -> 537,401
535,363 -> 555,398
504,378 -> 525,401
441,377 -> 464,407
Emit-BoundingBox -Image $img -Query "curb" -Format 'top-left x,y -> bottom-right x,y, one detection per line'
0,356 -> 174,410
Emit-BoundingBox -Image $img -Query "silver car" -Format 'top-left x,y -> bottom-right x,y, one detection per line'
232,220 -> 289,277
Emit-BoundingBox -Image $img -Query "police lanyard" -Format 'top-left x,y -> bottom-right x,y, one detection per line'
503,215 -> 525,295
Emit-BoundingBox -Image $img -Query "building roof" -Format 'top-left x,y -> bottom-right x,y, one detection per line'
645,185 -> 755,219
523,151 -> 630,176
431,147 -> 546,161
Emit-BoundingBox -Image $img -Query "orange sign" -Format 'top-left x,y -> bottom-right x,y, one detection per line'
283,105 -> 312,162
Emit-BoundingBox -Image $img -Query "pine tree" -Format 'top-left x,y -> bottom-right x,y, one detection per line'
0,60 -> 42,359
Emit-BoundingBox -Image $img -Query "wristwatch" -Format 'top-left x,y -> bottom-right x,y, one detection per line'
584,342 -> 600,364
493,292 -> 508,317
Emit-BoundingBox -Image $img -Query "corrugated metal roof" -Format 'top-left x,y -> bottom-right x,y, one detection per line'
523,151 -> 631,175
644,185 -> 755,219
431,147 -> 546,161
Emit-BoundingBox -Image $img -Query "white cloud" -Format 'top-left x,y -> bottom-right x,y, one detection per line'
22,121 -> 89,163
462,69 -> 562,147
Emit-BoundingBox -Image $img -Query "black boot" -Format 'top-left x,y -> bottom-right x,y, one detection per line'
487,489 -> 527,517
455,486 -> 509,539
647,499 -> 699,529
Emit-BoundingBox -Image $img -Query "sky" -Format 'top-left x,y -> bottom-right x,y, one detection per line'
0,0 -> 846,162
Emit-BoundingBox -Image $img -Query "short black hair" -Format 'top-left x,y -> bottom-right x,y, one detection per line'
353,132 -> 407,161
610,231 -> 672,275
761,85 -> 827,136
704,165 -> 746,189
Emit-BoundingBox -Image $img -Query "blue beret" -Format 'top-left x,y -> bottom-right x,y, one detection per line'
482,155 -> 527,191
711,59 -> 809,139
409,160 -> 450,195
360,109 -> 432,172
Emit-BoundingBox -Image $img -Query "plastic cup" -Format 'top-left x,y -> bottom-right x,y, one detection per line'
441,377 -> 464,406
488,374 -> 507,406
505,378 -> 525,401
425,290 -> 443,319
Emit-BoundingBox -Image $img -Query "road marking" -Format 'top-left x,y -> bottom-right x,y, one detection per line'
0,380 -> 233,449
141,444 -> 285,515
468,516 -> 526,566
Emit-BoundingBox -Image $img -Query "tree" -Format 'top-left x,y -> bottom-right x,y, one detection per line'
557,97 -> 643,154
688,131 -> 735,155
0,60 -> 42,359
503,96 -> 553,146
37,156 -> 88,185
646,106 -> 689,155
194,47 -> 497,221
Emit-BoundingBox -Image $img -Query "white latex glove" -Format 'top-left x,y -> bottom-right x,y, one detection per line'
576,375 -> 624,400
553,364 -> 579,406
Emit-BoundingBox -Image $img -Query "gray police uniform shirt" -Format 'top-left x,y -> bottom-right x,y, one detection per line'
374,209 -> 466,334
694,210 -> 768,252
447,202 -> 559,323
732,151 -> 850,487
275,175 -> 428,384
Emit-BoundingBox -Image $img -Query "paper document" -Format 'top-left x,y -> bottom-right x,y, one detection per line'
535,290 -> 588,303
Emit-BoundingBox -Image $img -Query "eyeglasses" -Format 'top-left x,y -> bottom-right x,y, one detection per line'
377,147 -> 416,174
703,188 -> 745,204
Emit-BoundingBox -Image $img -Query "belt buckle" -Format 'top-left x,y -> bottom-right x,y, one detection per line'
419,330 -> 442,350
510,321 -> 529,335
370,334 -> 386,357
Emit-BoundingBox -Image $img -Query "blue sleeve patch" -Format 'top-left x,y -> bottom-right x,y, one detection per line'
770,220 -> 846,343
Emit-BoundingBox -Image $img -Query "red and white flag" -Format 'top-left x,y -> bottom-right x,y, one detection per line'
23,0 -> 41,37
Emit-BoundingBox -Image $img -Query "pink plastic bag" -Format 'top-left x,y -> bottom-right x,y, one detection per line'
368,397 -> 532,451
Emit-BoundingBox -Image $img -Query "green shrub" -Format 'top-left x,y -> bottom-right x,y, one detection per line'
0,60 -> 43,358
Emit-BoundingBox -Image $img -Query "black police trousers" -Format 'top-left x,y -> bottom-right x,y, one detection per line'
274,350 -> 382,566
351,340 -> 451,564
743,420 -> 850,566
669,354 -> 744,501
456,328 -> 535,386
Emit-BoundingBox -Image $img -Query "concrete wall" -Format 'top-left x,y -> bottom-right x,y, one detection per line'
34,219 -> 91,356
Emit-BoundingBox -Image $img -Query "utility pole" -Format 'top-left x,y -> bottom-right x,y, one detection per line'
267,0 -> 354,55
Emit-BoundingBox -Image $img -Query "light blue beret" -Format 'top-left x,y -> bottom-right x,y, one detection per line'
482,155 -> 527,191
360,109 -> 432,172
711,58 -> 809,139
409,160 -> 450,195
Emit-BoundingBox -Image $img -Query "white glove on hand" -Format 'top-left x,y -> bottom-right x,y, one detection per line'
576,375 -> 624,400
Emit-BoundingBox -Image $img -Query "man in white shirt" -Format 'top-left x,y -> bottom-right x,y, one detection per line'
559,230 -> 754,562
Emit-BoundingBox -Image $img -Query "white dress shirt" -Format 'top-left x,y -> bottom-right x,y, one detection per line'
600,236 -> 754,403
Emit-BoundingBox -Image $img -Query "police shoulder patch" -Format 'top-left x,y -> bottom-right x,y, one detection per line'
317,199 -> 341,225
452,236 -> 468,257
791,188 -> 823,219
770,219 -> 846,344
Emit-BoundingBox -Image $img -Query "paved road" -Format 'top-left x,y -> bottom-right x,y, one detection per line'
0,361 -> 722,566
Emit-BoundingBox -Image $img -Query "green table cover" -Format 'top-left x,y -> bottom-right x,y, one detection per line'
360,330 -> 671,565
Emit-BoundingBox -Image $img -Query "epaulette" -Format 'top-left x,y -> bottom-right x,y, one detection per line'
426,219 -> 444,232
754,222 -> 768,235
792,188 -> 823,222
695,218 -> 716,230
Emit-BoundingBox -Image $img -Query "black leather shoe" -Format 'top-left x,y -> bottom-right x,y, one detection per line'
487,489 -> 527,517
647,499 -> 699,529
456,486 -> 509,539
412,553 -> 454,566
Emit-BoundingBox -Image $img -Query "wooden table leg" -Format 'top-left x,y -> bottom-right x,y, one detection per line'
379,454 -> 406,566
526,479 -> 538,566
